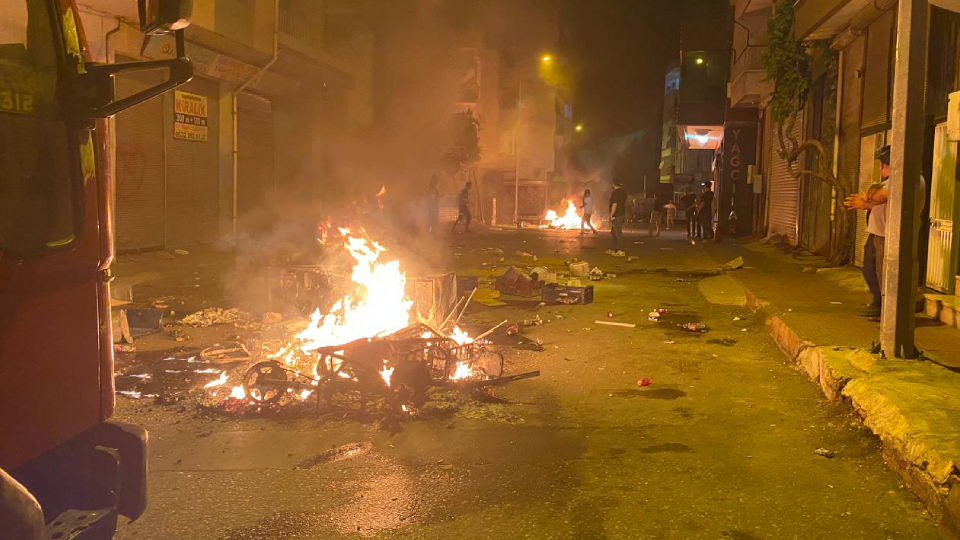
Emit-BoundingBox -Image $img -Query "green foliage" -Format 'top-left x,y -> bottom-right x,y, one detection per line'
443,109 -> 482,174
763,0 -> 811,125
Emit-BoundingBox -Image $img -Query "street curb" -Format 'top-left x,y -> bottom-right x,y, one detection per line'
735,274 -> 960,538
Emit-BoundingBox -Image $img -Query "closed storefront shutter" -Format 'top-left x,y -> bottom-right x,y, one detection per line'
840,36 -> 865,264
767,112 -> 802,244
114,67 -> 166,251
854,133 -> 885,265
164,77 -> 220,247
237,93 -> 275,234
861,10 -> 894,132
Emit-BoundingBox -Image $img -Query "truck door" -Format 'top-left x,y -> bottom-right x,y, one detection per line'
0,0 -> 104,468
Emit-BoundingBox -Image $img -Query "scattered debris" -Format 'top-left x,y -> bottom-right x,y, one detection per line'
569,261 -> 590,277
637,378 -> 652,387
607,312 -> 614,318
523,315 -> 544,327
261,312 -> 283,325
506,324 -> 520,336
474,288 -> 506,307
721,256 -> 744,271
530,266 -> 558,284
496,266 -> 542,297
814,448 -> 835,459
733,316 -> 742,321
200,342 -> 251,363
594,320 -> 636,328
627,256 -> 638,262
830,301 -> 842,305
114,344 -> 136,354
677,322 -> 708,333
648,312 -> 661,322
181,308 -> 247,327
662,340 -> 675,344
543,283 -> 593,305
174,249 -> 190,256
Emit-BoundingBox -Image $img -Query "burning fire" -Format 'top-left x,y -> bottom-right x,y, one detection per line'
543,199 -> 587,230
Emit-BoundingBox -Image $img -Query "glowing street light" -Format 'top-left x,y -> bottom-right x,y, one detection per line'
575,124 -> 583,132
695,57 -> 704,65
541,55 -> 552,63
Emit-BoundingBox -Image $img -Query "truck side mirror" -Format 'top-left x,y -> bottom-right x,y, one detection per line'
138,0 -> 193,35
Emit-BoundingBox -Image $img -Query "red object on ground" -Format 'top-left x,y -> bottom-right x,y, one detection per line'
637,378 -> 652,387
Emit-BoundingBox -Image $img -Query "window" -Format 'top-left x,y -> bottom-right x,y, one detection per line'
0,0 -> 81,254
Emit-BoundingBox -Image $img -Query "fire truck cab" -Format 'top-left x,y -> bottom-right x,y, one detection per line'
0,1 -> 192,538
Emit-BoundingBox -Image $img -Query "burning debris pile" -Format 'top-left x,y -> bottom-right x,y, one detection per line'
542,199 -> 594,230
205,225 -> 537,418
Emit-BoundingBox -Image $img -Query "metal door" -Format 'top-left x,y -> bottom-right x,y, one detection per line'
926,122 -> 956,292
767,112 -> 802,245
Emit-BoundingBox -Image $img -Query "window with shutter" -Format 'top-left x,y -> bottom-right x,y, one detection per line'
861,10 -> 895,132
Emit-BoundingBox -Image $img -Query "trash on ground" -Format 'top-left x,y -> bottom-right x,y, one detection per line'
200,342 -> 251,362
543,283 -> 593,305
637,378 -> 652,387
173,249 -> 190,256
663,340 -> 675,344
530,266 -> 558,284
506,324 -> 520,336
595,320 -> 636,328
627,256 -> 638,262
830,301 -> 842,305
721,256 -> 744,271
114,344 -> 136,354
590,267 -> 604,276
496,266 -> 542,297
523,315 -> 544,327
261,312 -> 283,325
648,312 -> 661,322
814,448 -> 835,458
569,261 -> 590,276
474,288 -> 506,307
516,251 -> 537,260
606,273 -> 616,278
676,278 -> 685,282
607,312 -> 614,318
677,322 -> 708,333
181,307 -> 247,327
733,316 -> 742,321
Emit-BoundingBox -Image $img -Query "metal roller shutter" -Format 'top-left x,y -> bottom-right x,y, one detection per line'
840,37 -> 865,264
164,77 -> 220,247
114,67 -> 166,251
237,93 -> 275,234
861,10 -> 894,132
767,111 -> 802,245
854,133 -> 884,266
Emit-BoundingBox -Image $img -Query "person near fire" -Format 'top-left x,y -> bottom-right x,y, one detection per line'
426,174 -> 440,233
452,181 -> 472,233
650,187 -> 670,237
665,200 -> 677,229
580,188 -> 597,236
607,179 -> 627,256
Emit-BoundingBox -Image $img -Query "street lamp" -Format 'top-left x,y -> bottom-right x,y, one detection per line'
515,53 -> 556,226
575,124 -> 583,132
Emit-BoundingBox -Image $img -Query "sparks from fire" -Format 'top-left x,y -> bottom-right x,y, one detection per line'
543,198 -> 592,230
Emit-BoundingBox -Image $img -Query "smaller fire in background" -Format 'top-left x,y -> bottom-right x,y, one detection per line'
543,199 -> 591,230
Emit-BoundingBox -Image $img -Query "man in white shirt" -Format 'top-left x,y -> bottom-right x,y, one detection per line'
845,146 -> 890,319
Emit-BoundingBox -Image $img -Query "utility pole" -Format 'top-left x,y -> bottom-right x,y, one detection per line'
881,0 -> 928,358
515,77 -> 522,226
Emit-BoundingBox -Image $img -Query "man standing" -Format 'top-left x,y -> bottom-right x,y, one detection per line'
426,175 -> 440,232
845,146 -> 890,319
680,190 -> 697,238
452,181 -> 472,233
607,179 -> 627,256
697,183 -> 715,240
580,189 -> 597,235
650,188 -> 669,237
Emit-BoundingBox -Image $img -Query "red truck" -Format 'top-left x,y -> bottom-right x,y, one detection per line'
0,1 -> 192,538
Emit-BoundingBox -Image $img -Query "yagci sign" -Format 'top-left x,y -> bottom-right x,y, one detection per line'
174,90 -> 208,141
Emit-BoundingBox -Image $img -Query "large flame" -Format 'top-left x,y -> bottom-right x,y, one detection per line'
297,234 -> 414,353
544,199 -> 587,230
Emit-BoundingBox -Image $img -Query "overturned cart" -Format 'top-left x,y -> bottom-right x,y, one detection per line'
242,323 -> 539,413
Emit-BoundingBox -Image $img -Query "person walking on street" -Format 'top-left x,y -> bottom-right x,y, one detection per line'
606,180 -> 627,256
649,189 -> 669,237
580,189 -> 598,236
697,183 -> 715,240
665,201 -> 677,229
452,181 -> 472,233
426,175 -> 440,233
680,190 -> 697,238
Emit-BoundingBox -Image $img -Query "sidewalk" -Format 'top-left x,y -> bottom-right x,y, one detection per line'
705,239 -> 960,536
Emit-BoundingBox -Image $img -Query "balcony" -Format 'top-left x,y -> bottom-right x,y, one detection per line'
736,0 -> 773,18
280,6 -> 322,49
793,0 -> 871,40
729,45 -> 773,106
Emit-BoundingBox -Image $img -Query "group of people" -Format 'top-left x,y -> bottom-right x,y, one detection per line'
678,184 -> 715,240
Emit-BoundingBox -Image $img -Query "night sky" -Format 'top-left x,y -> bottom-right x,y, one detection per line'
564,0 -> 681,194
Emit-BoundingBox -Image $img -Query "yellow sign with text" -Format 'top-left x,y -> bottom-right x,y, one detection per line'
173,90 -> 208,141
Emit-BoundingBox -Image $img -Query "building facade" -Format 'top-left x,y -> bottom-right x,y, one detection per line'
77,0 -> 373,251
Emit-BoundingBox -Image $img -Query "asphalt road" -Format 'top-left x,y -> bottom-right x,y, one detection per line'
114,228 -> 949,540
